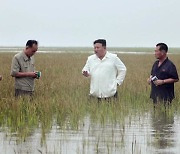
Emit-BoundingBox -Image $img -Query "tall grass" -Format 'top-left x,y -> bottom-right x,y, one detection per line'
0,51 -> 180,153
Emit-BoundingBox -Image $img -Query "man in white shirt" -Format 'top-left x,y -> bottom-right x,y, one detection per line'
82,39 -> 127,99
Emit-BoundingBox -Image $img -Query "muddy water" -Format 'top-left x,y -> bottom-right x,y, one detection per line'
0,106 -> 179,154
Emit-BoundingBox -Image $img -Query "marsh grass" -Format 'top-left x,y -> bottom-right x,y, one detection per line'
0,51 -> 180,153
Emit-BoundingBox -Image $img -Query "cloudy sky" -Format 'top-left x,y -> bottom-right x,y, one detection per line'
0,0 -> 180,47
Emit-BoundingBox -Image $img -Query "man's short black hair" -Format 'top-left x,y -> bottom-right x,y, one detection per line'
26,40 -> 38,48
156,43 -> 168,53
93,39 -> 106,47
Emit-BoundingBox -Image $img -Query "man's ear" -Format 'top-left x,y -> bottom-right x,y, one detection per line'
161,50 -> 166,55
26,46 -> 29,50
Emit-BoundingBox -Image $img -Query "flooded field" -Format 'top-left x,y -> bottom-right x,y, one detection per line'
1,109 -> 180,154
0,50 -> 180,154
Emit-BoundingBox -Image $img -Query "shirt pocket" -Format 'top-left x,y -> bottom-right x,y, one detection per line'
31,62 -> 35,72
159,69 -> 168,79
23,64 -> 28,72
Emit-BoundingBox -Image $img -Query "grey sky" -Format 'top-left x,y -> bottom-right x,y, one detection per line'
0,0 -> 180,47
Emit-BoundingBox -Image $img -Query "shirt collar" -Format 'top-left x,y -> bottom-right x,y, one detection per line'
104,51 -> 110,58
157,57 -> 168,64
22,51 -> 31,61
94,51 -> 110,60
164,57 -> 168,62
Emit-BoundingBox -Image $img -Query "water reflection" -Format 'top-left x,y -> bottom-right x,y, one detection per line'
0,101 -> 180,153
151,105 -> 175,153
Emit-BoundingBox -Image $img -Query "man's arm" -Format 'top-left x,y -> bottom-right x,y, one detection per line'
148,62 -> 156,85
115,56 -> 127,85
10,56 -> 37,78
82,58 -> 90,77
154,63 -> 179,86
154,78 -> 179,86
14,72 -> 37,78
147,75 -> 152,85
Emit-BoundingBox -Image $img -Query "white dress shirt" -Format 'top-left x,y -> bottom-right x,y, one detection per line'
82,52 -> 127,98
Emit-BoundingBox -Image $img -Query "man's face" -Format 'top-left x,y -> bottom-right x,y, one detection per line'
94,43 -> 106,58
26,44 -> 38,57
154,46 -> 165,59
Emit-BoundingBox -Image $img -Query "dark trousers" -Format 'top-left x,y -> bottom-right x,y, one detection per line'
153,97 -> 172,104
97,92 -> 117,101
90,92 -> 118,103
15,89 -> 33,98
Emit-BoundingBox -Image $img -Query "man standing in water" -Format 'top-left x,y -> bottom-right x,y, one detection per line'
82,39 -> 127,100
11,40 -> 39,97
148,43 -> 179,104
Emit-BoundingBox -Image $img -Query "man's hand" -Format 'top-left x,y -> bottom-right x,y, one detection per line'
153,79 -> 164,86
0,75 -> 2,81
27,72 -> 37,78
147,77 -> 152,85
147,75 -> 152,85
82,71 -> 90,77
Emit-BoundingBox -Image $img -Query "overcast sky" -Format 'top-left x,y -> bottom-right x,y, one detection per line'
0,0 -> 180,47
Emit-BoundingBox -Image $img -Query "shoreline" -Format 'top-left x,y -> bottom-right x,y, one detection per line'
0,50 -> 179,55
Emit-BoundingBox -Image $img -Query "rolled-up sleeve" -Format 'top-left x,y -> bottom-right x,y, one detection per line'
115,56 -> 127,85
11,56 -> 20,77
